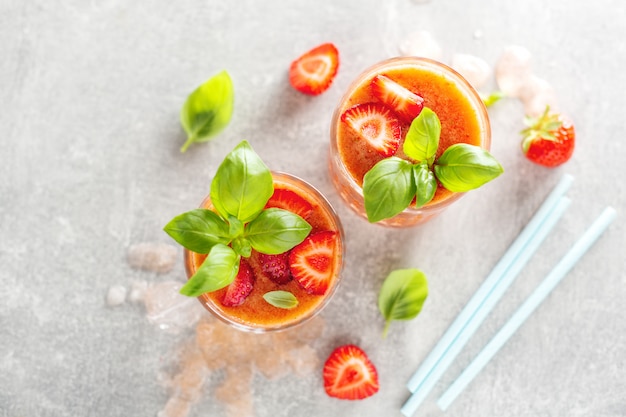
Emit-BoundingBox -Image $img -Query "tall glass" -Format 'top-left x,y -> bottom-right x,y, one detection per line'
329,57 -> 491,227
184,172 -> 344,333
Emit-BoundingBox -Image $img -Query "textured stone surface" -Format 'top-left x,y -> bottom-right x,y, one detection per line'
1,1 -> 625,416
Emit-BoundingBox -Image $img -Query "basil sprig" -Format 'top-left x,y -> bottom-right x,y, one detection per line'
378,268 -> 429,338
180,70 -> 234,153
363,107 -> 503,223
164,141 -> 312,297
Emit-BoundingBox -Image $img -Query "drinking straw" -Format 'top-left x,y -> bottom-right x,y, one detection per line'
437,206 -> 616,411
400,195 -> 571,417
406,174 -> 574,394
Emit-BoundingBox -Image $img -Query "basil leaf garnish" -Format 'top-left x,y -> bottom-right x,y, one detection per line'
180,244 -> 240,297
378,268 -> 429,338
413,162 -> 437,208
363,157 -> 416,223
231,237 -> 252,258
403,107 -> 440,163
180,70 -> 234,152
434,143 -> 504,192
210,141 -> 274,223
263,291 -> 299,309
244,208 -> 312,254
163,209 -> 231,254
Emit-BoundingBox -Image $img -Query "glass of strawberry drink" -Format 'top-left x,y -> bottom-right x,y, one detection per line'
329,57 -> 502,227
165,141 -> 344,333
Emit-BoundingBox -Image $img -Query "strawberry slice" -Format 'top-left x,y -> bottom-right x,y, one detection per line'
323,344 -> 380,400
258,251 -> 292,284
265,188 -> 314,220
222,258 -> 255,307
341,103 -> 401,157
370,74 -> 424,122
289,231 -> 338,295
289,43 -> 339,95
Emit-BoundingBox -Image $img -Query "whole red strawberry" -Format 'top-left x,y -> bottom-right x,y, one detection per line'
521,106 -> 575,167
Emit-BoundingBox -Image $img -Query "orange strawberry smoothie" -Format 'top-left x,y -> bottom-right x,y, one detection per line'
329,57 -> 491,227
184,172 -> 344,332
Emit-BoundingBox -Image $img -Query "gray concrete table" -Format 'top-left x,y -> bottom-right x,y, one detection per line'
1,1 -> 625,416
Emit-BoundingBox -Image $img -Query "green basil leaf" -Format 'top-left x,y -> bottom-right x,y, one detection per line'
180,70 -> 234,152
413,163 -> 437,208
378,268 -> 429,338
403,107 -> 441,162
228,216 -> 244,239
263,291 -> 299,309
231,237 -> 252,258
244,208 -> 312,254
163,209 -> 231,254
210,141 -> 274,223
434,143 -> 504,192
363,157 -> 416,223
180,244 -> 240,297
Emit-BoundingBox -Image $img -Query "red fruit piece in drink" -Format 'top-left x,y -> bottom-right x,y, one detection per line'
258,252 -> 292,284
222,258 -> 255,307
341,103 -> 401,157
521,106 -> 575,167
323,344 -> 380,400
265,188 -> 314,220
289,231 -> 338,295
370,74 -> 424,122
289,43 -> 340,95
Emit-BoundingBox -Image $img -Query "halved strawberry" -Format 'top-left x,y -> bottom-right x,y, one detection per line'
370,74 -> 424,122
222,258 -> 255,307
258,251 -> 292,284
265,188 -> 314,220
289,231 -> 338,295
289,43 -> 339,95
341,103 -> 401,157
323,344 -> 379,400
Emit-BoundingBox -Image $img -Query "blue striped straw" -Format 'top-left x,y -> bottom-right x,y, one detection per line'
437,206 -> 616,410
400,194 -> 571,417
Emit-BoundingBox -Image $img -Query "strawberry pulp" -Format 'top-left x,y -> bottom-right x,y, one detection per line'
185,173 -> 343,331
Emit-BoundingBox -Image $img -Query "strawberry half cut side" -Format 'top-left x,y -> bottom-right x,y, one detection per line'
341,102 -> 401,157
370,74 -> 424,122
323,344 -> 380,400
265,188 -> 314,220
289,230 -> 338,296
222,258 -> 255,307
289,43 -> 339,96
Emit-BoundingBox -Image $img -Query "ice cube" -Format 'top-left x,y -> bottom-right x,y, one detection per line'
495,45 -> 533,97
450,53 -> 492,89
398,31 -> 443,61
144,281 -> 203,332
128,280 -> 148,303
127,242 -> 177,274
106,285 -> 127,307
285,345 -> 320,377
519,75 -> 558,117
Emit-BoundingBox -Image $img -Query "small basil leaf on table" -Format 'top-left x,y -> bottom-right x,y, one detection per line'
180,70 -> 234,152
378,268 -> 429,338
